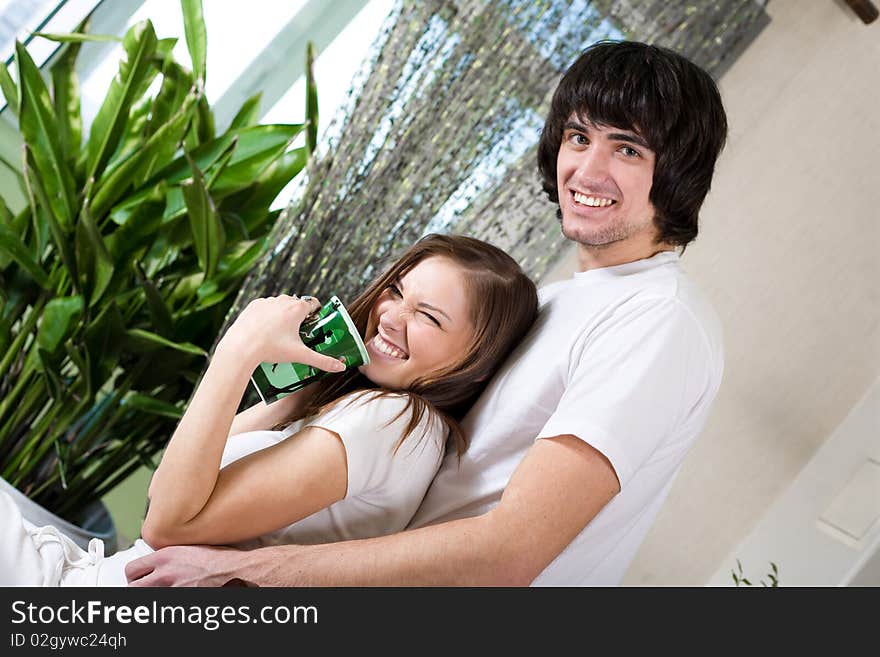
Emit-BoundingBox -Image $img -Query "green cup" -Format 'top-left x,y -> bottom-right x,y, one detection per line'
250,295 -> 370,404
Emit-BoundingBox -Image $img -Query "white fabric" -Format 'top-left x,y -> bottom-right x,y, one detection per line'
408,250 -> 724,586
1,392 -> 445,586
230,392 -> 445,548
0,490 -> 104,586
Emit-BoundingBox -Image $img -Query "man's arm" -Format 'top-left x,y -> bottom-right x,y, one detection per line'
127,434 -> 619,586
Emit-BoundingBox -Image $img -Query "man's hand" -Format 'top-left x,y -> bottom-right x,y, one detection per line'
126,545 -> 247,587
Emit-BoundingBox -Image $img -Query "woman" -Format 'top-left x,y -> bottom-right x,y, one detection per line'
0,234 -> 538,586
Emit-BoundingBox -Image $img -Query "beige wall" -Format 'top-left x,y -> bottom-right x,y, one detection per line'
545,0 -> 880,584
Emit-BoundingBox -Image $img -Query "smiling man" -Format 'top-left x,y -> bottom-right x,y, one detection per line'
126,40 -> 729,586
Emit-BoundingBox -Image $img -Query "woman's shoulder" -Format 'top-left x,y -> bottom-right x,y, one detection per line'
312,390 -> 446,442
321,389 -> 415,414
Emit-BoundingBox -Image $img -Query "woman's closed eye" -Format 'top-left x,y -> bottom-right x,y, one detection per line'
388,280 -> 444,327
420,310 -> 441,327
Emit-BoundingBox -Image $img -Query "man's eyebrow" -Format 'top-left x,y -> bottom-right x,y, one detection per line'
396,278 -> 451,321
563,120 -> 589,133
563,120 -> 650,149
607,131 -> 649,149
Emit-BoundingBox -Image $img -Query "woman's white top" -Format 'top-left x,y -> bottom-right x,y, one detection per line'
224,391 -> 447,548
1,391 -> 446,586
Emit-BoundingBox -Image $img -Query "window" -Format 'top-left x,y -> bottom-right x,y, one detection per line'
2,0 -> 393,210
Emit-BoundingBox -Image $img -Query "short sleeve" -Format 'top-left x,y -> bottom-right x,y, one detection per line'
538,297 -> 715,488
305,392 -> 446,499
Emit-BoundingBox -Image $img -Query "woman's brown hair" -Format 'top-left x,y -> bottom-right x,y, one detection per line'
285,233 -> 538,457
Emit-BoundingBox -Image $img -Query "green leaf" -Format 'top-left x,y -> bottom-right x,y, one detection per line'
190,94 -> 215,147
155,37 -> 178,61
180,0 -> 207,82
228,92 -> 262,131
122,392 -> 184,419
209,137 -> 295,198
215,236 -> 267,286
224,146 -> 308,225
148,59 -> 193,139
38,353 -> 66,397
203,136 -> 239,190
105,195 -> 165,266
75,201 -> 115,307
0,223 -> 50,287
83,301 -> 125,389
90,90 -> 198,217
181,153 -> 224,278
32,31 -> 122,44
305,41 -> 318,153
141,123 -> 302,190
0,59 -> 19,117
0,204 -> 30,269
201,107 -> 215,144
16,41 -> 77,230
50,39 -> 84,176
0,196 -> 11,224
84,20 -> 159,182
134,261 -> 174,337
106,95 -> 152,172
22,146 -> 76,278
37,295 -> 84,354
64,342 -> 93,403
126,328 -> 207,356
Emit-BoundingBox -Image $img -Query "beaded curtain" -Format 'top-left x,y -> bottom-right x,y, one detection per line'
227,0 -> 768,325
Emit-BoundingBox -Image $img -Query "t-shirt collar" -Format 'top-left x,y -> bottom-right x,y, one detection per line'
572,249 -> 679,281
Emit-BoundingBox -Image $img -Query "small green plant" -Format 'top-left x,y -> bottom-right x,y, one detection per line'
731,559 -> 779,587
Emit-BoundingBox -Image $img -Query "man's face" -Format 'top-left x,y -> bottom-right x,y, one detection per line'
556,114 -> 659,261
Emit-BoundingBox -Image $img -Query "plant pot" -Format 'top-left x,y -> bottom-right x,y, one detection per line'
0,477 -> 118,556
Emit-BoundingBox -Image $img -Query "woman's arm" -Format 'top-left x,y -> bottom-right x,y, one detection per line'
142,423 -> 348,548
142,295 -> 345,547
228,387 -> 313,437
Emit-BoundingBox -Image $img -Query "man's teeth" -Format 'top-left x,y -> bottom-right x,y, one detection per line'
374,334 -> 408,359
573,192 -> 615,207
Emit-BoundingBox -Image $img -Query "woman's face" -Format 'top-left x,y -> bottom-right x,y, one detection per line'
359,256 -> 475,389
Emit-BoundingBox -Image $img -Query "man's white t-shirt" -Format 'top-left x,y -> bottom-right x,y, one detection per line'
408,251 -> 723,585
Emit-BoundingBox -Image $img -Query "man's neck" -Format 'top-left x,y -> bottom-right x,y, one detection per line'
576,241 -> 676,272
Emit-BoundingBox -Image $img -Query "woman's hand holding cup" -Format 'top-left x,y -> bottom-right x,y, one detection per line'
219,295 -> 346,373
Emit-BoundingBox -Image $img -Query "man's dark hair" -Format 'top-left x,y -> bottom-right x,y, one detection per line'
537,40 -> 728,248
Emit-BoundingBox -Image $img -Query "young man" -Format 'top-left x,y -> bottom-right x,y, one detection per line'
126,40 -> 728,586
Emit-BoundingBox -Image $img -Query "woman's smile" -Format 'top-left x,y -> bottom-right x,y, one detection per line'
358,256 -> 475,389
368,331 -> 409,360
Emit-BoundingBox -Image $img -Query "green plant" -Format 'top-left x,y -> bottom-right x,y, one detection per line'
0,0 -> 318,524
732,559 -> 779,587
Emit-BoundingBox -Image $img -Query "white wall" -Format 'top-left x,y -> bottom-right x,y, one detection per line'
707,376 -> 880,586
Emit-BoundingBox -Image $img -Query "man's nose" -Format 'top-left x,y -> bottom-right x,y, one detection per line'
574,146 -> 611,180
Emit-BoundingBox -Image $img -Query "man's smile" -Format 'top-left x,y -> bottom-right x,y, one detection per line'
572,190 -> 617,208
